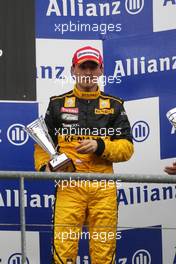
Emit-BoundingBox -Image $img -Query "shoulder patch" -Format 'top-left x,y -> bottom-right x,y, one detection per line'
100,92 -> 123,104
64,97 -> 76,108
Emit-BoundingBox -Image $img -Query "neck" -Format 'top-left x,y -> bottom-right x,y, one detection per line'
73,85 -> 101,99
76,83 -> 98,92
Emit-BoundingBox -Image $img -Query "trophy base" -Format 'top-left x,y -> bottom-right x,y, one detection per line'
49,153 -> 75,172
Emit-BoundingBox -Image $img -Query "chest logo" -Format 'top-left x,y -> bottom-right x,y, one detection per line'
99,99 -> 110,109
61,107 -> 79,114
64,97 -> 76,108
95,108 -> 114,115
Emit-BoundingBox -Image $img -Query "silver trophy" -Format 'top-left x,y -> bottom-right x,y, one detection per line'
166,107 -> 176,129
24,116 -> 75,172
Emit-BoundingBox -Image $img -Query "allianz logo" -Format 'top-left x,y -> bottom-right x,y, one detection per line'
132,121 -> 149,142
76,256 -> 89,264
132,249 -> 151,264
171,126 -> 176,134
163,0 -> 176,6
0,124 -> 29,146
36,65 -> 64,79
125,0 -> 144,15
7,124 -> 29,146
113,55 -> 176,78
8,253 -> 29,264
46,0 -> 144,17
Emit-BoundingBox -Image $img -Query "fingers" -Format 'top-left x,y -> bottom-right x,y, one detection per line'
76,141 -> 93,153
45,163 -> 51,172
164,166 -> 176,175
75,140 -> 98,154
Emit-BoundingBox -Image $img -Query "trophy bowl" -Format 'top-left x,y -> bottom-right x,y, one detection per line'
24,116 -> 75,172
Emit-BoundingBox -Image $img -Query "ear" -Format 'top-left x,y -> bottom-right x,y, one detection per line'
71,65 -> 75,76
100,63 -> 104,73
98,64 -> 104,77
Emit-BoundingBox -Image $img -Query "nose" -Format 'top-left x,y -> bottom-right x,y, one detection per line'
84,67 -> 93,75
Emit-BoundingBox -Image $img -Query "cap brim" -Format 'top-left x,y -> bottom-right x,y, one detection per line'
76,58 -> 100,65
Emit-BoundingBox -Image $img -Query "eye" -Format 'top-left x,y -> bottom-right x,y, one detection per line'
79,61 -> 99,70
79,64 -> 86,70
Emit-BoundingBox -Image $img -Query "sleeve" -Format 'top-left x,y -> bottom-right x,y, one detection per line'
34,99 -> 58,171
95,102 -> 134,163
34,144 -> 50,171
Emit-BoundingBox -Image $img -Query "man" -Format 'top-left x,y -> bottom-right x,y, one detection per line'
34,46 -> 134,263
164,161 -> 176,175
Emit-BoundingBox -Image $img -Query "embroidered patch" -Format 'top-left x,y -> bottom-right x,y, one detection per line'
61,107 -> 79,114
95,108 -> 114,115
64,97 -> 76,107
99,98 -> 110,109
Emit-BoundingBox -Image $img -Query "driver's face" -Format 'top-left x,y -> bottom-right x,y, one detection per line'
71,61 -> 103,89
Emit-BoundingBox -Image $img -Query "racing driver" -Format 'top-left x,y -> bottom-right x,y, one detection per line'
34,46 -> 134,264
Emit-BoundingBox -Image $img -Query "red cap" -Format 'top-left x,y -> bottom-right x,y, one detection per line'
72,46 -> 103,66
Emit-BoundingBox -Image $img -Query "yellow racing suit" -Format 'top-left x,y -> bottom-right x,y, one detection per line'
34,85 -> 134,264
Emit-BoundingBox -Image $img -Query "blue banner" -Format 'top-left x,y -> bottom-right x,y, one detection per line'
103,30 -> 176,159
0,179 -> 54,231
36,0 -> 152,39
40,225 -> 162,263
0,102 -> 38,171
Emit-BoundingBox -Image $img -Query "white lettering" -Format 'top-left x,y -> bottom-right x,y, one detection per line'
14,190 -> 19,207
0,189 -> 55,208
70,0 -> 76,16
148,59 -> 158,73
30,194 -> 42,208
46,0 -> 121,17
44,195 -> 55,208
24,190 -> 27,207
126,59 -> 131,76
133,58 -> 138,75
171,126 -> 176,134
78,0 -> 83,16
112,1 -> 121,15
140,57 -> 145,74
0,187 -> 175,208
0,129 -> 2,143
113,55 -> 176,78
160,57 -> 170,71
0,193 -> 5,206
113,61 -> 125,77
6,190 -> 11,207
86,4 -> 97,16
99,3 -> 110,16
172,56 -> 176,70
62,0 -> 68,16
46,0 -> 61,16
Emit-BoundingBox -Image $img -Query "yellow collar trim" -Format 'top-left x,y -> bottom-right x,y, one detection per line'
73,85 -> 100,99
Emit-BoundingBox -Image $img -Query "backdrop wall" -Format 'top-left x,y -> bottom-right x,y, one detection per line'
0,1 -> 176,263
